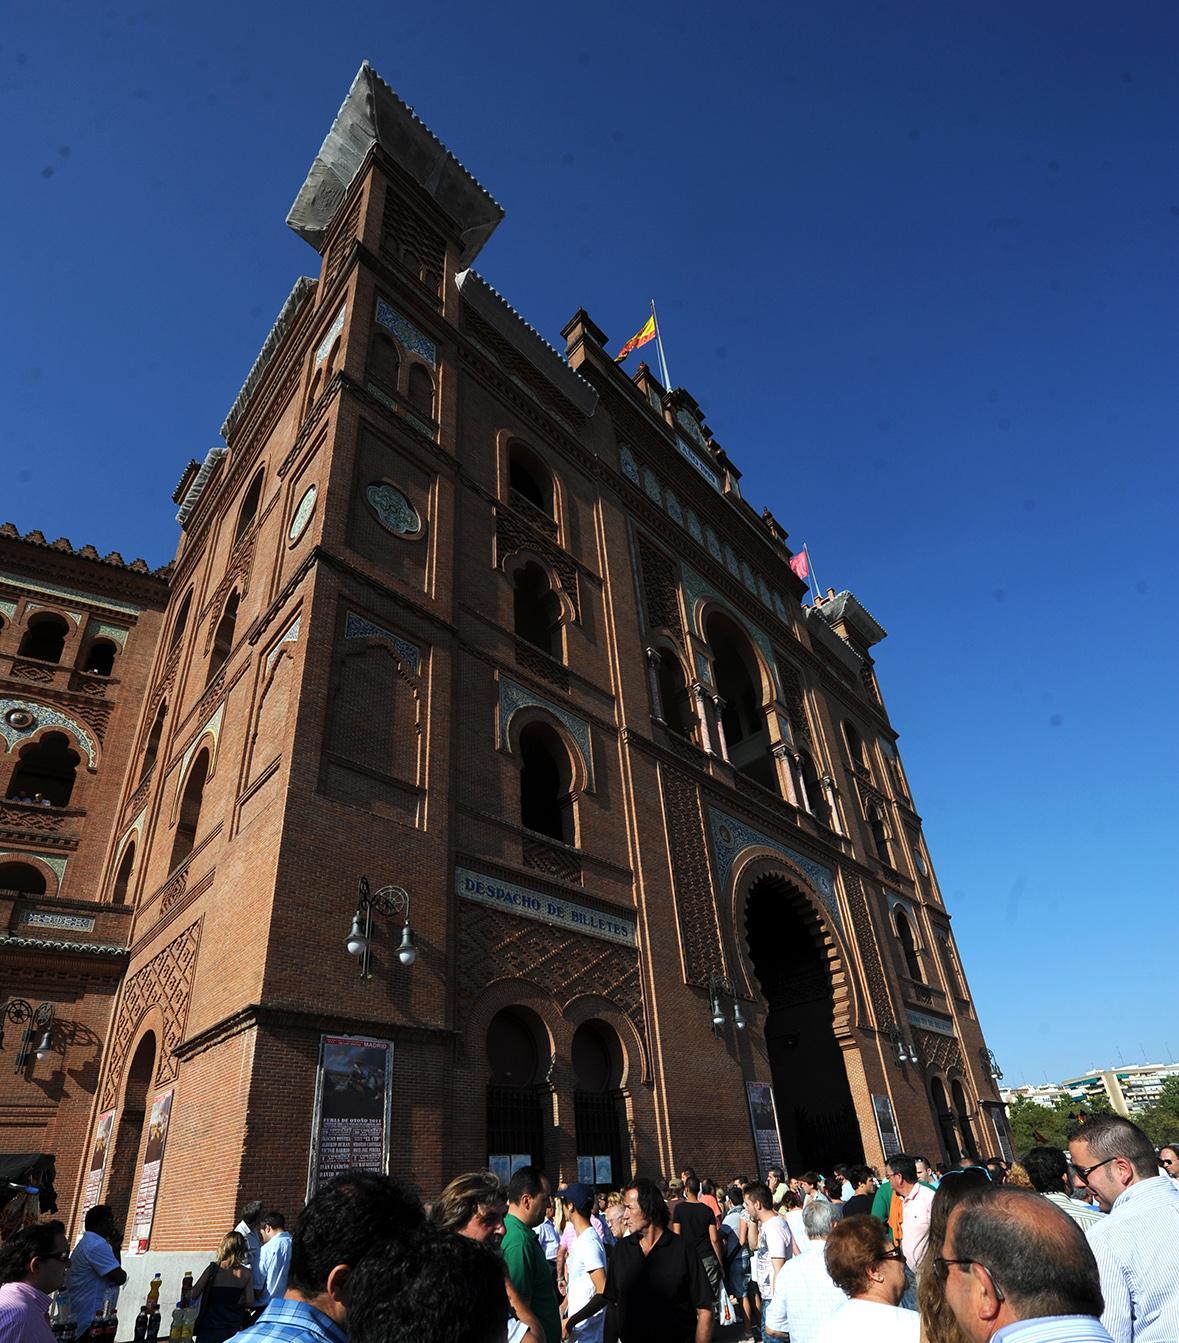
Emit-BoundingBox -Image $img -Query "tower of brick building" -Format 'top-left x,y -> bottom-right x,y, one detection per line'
1,63 -> 1010,1281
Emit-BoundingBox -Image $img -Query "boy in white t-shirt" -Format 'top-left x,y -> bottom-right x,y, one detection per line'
557,1182 -> 608,1343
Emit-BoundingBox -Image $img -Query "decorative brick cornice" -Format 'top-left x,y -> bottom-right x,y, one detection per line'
0,523 -> 169,579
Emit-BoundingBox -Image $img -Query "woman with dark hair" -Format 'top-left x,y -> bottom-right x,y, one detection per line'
817,1215 -> 917,1341
914,1166 -> 991,1343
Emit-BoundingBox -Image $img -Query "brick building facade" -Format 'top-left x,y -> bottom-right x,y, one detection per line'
1,63 -> 1010,1259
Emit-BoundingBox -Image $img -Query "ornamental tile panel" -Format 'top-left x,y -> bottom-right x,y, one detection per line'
343,612 -> 421,675
314,305 -> 346,364
22,911 -> 94,932
641,468 -> 662,504
664,489 -> 683,525
499,677 -> 594,791
288,486 -> 317,542
365,483 -> 422,536
686,510 -> 703,543
618,444 -> 640,484
90,622 -> 129,649
376,298 -> 437,367
0,572 -> 143,616
706,806 -> 841,935
0,700 -> 98,769
265,616 -> 303,675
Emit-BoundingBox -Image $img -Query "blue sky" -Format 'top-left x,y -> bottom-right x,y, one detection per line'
3,2 -> 1176,1085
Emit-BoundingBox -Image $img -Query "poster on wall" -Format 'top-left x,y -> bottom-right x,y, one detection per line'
745,1081 -> 785,1178
872,1094 -> 902,1160
80,1109 -> 115,1219
490,1155 -> 532,1183
307,1035 -> 394,1196
129,1090 -> 173,1253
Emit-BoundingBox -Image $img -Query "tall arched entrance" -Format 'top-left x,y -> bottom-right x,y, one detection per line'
572,1019 -> 627,1188
486,1007 -> 548,1171
105,1033 -> 156,1232
745,876 -> 862,1171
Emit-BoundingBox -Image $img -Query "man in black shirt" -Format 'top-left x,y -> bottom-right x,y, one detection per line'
670,1176 -> 723,1297
566,1178 -> 712,1343
841,1164 -> 877,1218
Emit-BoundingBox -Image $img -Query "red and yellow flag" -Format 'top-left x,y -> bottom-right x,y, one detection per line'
614,314 -> 657,362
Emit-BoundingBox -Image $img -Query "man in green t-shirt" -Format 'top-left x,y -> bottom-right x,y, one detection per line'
500,1166 -> 561,1343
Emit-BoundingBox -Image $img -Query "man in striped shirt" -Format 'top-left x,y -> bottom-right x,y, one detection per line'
941,1186 -> 1113,1341
1068,1115 -> 1179,1343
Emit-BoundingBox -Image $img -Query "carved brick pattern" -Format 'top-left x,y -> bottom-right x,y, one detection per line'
381,192 -> 445,293
854,776 -> 889,816
495,508 -> 580,621
191,668 -> 227,728
638,537 -> 683,645
660,767 -> 722,987
152,645 -> 182,714
514,640 -> 570,692
508,488 -> 560,540
915,1027 -> 962,1075
252,358 -> 302,462
776,662 -> 812,748
71,676 -> 109,697
71,696 -> 112,743
202,530 -> 257,653
522,833 -> 582,885
841,869 -> 895,1030
466,309 -> 580,421
10,661 -> 53,683
101,919 -> 201,1106
325,194 -> 362,292
458,903 -> 644,1039
0,802 -> 69,833
159,867 -> 188,915
861,662 -> 882,705
127,771 -> 152,816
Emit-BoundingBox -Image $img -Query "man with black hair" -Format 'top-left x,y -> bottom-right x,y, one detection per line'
670,1176 -> 723,1298
1021,1146 -> 1103,1230
570,1178 -> 711,1343
941,1185 -> 1112,1342
257,1212 -> 292,1306
234,1201 -> 265,1292
1068,1114 -> 1179,1342
68,1205 -> 127,1340
0,1220 -> 69,1343
841,1166 -> 875,1218
501,1166 -> 560,1343
347,1227 -> 508,1343
228,1169 -> 423,1343
886,1153 -> 934,1274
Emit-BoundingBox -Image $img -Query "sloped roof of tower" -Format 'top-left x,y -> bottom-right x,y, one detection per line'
287,62 -> 504,265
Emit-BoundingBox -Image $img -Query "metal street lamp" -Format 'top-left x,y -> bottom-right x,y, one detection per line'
707,973 -> 746,1036
345,877 -> 417,980
0,1000 -> 55,1072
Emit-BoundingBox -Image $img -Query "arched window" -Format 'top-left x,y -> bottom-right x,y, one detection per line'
0,862 -> 47,895
82,638 -> 117,677
140,701 -> 166,781
6,732 -> 79,807
939,934 -> 967,1001
704,610 -> 777,792
407,365 -> 434,419
868,805 -> 891,864
111,843 -> 136,906
234,470 -> 263,542
572,1019 -> 627,1186
931,1077 -> 960,1163
207,592 -> 239,685
519,721 -> 573,845
486,1007 -> 546,1170
843,721 -> 871,775
169,590 -> 193,651
952,1079 -> 979,1160
513,562 -> 562,659
895,907 -> 923,981
655,651 -> 695,740
368,332 -> 400,394
798,751 -> 830,826
306,366 -> 324,414
169,750 -> 210,872
508,444 -> 554,518
18,614 -> 69,664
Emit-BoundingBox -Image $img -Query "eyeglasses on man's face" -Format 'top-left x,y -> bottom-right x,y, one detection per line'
1068,1156 -> 1117,1182
934,1257 -> 1005,1300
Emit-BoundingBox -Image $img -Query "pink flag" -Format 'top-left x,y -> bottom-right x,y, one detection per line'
788,549 -> 809,581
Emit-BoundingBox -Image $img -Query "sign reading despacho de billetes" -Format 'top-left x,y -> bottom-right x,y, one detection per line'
455,868 -> 636,947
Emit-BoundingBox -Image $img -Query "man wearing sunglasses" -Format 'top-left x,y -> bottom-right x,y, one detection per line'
1067,1114 -> 1179,1342
939,1186 -> 1112,1341
0,1220 -> 70,1343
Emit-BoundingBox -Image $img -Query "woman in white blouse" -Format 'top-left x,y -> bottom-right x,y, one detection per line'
816,1215 -> 919,1342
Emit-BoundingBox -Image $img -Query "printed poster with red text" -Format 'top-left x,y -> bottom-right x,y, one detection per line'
129,1089 -> 173,1253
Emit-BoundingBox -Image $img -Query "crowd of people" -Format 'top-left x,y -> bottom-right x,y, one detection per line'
0,1114 -> 1177,1342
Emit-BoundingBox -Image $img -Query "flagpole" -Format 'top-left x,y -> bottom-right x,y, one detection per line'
804,543 -> 822,604
650,299 -> 673,390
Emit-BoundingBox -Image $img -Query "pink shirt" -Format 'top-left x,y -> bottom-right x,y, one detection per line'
900,1181 -> 935,1272
0,1282 -> 56,1343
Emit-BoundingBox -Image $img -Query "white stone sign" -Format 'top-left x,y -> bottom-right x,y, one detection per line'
455,868 -> 635,947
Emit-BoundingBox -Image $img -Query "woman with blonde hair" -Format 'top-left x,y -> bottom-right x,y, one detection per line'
915,1166 -> 990,1343
193,1230 -> 255,1343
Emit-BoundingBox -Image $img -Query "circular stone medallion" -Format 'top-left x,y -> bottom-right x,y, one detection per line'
366,482 -> 421,537
288,484 -> 317,542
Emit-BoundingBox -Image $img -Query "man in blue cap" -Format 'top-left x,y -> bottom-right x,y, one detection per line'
556,1183 -> 607,1342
